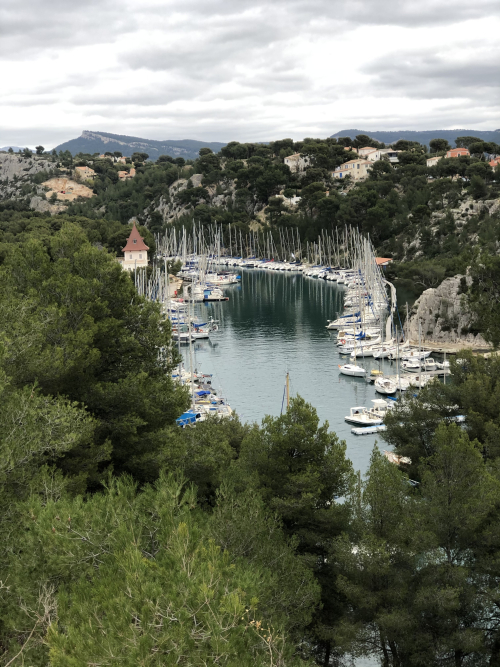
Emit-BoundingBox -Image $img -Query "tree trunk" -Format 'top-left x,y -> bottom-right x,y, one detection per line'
323,640 -> 331,667
388,640 -> 400,667
490,634 -> 500,666
380,631 -> 390,667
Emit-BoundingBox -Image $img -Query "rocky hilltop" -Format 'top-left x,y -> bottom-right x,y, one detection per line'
0,153 -> 65,213
54,131 -> 226,160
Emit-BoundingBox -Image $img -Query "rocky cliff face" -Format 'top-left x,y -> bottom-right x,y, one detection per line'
407,275 -> 489,349
0,153 -> 57,206
0,153 -> 51,181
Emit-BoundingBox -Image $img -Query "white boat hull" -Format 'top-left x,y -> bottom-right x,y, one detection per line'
374,378 -> 398,394
339,364 -> 367,377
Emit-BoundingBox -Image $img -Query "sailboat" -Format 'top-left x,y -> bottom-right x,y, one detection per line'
338,345 -> 367,377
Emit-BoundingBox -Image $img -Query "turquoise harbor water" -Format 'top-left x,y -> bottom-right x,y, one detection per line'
182,268 -> 396,476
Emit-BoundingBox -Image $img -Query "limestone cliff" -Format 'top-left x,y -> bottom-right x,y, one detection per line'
0,153 -> 60,210
407,275 -> 489,350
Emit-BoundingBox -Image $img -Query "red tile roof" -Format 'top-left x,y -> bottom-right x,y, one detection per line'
446,148 -> 470,158
122,222 -> 149,252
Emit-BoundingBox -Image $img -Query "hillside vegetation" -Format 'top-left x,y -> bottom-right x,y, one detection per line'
2,134 -> 500,665
331,128 -> 500,147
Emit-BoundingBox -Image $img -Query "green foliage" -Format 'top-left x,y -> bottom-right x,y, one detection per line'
468,255 -> 500,348
429,138 -> 451,153
208,485 -> 321,638
456,135 -> 483,149
384,350 -> 500,470
335,432 -> 500,666
3,474 -> 312,667
0,223 -> 188,487
233,397 -> 354,664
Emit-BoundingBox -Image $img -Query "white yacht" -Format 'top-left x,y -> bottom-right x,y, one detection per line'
374,377 -> 398,395
338,363 -> 367,377
402,358 -> 436,372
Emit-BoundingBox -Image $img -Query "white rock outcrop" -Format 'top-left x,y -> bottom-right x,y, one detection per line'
408,275 -> 489,349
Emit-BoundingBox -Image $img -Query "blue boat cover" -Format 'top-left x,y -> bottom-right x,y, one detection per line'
176,410 -> 200,426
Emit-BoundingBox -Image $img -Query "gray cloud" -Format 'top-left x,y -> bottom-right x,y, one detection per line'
0,0 -> 135,58
142,0 -> 499,29
364,47 -> 500,101
2,0 -> 498,61
1,0 -> 499,147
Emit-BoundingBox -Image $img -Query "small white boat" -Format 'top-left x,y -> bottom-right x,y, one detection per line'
338,363 -> 367,377
351,338 -> 395,359
370,398 -> 393,418
373,345 -> 399,359
407,373 -> 434,387
338,336 -> 381,355
394,377 -> 411,391
401,349 -> 432,361
345,406 -> 383,426
402,358 -> 436,372
374,377 -> 398,395
345,398 -> 392,425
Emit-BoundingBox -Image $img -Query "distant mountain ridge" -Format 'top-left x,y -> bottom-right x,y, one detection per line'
331,129 -> 500,147
54,131 -> 227,160
0,146 -> 33,153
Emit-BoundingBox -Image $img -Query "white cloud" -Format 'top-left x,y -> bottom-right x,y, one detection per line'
1,0 -> 499,147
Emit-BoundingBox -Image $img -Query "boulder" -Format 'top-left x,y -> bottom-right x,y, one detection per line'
408,275 -> 489,349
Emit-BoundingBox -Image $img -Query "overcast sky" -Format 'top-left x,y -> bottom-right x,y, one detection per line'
1,0 -> 499,148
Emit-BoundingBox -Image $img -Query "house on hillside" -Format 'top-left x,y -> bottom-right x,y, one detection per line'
118,168 -> 136,180
379,148 -> 400,163
426,156 -> 443,167
333,159 -> 372,181
74,166 -> 96,180
489,156 -> 500,168
99,155 -> 129,164
364,149 -> 382,162
284,153 -> 311,173
357,147 -> 400,163
446,148 -> 470,158
119,222 -> 149,271
358,146 -> 378,157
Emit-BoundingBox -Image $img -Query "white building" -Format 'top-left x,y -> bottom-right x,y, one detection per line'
358,146 -> 378,157
333,159 -> 372,181
426,156 -> 443,167
120,222 -> 149,271
379,149 -> 400,163
357,148 -> 400,163
364,149 -> 382,162
284,153 -> 311,173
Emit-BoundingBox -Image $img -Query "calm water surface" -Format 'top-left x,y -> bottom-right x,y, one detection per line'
183,269 -> 395,476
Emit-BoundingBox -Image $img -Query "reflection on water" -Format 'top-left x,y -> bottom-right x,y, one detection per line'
182,269 -> 394,476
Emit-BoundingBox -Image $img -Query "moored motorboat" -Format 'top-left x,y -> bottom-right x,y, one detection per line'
345,406 -> 383,426
402,358 -> 436,372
